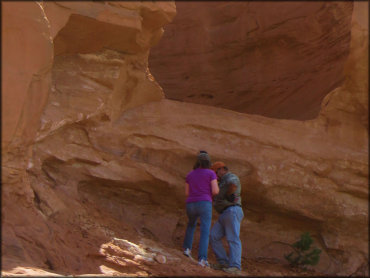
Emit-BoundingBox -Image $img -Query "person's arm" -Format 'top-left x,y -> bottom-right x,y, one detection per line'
225,183 -> 237,202
211,179 -> 219,195
185,183 -> 189,197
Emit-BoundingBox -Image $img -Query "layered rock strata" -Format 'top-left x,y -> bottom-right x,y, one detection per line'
2,1 -> 368,276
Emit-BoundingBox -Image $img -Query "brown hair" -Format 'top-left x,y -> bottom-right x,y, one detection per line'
193,151 -> 211,169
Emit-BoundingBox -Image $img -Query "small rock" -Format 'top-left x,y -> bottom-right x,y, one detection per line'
134,254 -> 154,262
155,254 -> 166,264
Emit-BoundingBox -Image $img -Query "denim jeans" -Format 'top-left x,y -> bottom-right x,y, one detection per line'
183,201 -> 212,261
210,205 -> 244,269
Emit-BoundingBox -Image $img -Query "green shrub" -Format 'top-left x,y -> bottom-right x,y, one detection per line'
284,232 -> 322,269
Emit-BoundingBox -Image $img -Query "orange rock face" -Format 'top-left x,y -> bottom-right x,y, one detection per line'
2,1 -> 368,277
149,2 -> 353,120
2,2 -> 53,161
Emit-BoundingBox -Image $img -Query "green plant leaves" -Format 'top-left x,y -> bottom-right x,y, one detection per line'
284,232 -> 321,268
292,232 -> 313,251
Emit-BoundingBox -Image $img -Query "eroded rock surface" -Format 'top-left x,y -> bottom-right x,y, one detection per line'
2,1 -> 368,277
149,1 -> 353,120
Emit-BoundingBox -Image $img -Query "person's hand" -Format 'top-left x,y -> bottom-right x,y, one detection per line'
226,183 -> 237,195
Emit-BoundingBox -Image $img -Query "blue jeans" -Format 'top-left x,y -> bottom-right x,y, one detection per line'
183,201 -> 212,261
210,205 -> 244,269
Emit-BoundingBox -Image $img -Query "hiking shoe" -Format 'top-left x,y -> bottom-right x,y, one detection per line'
211,263 -> 228,270
198,259 -> 210,267
223,267 -> 241,274
183,248 -> 192,258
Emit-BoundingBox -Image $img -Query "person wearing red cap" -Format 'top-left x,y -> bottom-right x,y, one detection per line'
209,161 -> 244,274
183,151 -> 219,267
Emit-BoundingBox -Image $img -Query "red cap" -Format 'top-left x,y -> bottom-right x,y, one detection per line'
211,161 -> 226,172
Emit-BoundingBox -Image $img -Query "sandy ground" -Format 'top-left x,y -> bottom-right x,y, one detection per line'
2,252 -> 325,277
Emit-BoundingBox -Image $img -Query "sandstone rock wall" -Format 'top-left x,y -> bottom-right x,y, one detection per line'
149,1 -> 353,120
2,1 -> 368,276
2,2 -> 54,270
2,2 -> 53,169
2,1 -> 177,275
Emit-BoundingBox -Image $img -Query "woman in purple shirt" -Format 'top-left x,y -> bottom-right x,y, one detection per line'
183,151 -> 219,267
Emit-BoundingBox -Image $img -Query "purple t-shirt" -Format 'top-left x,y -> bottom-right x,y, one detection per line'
186,168 -> 217,203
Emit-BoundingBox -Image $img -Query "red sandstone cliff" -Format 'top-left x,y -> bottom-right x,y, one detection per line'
2,1 -> 368,276
149,1 -> 353,120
